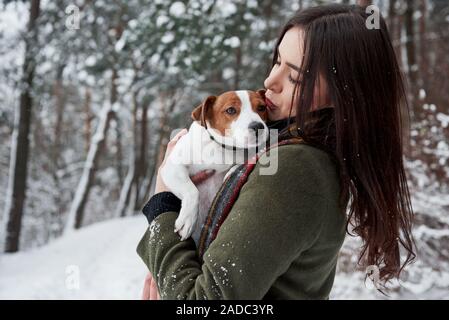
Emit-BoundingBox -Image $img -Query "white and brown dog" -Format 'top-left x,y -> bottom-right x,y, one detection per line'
160,90 -> 268,243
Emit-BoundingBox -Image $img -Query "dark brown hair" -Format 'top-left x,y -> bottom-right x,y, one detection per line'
272,4 -> 416,285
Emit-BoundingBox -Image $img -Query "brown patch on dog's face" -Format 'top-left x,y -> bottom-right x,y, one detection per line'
249,89 -> 268,122
208,91 -> 244,136
192,91 -> 241,136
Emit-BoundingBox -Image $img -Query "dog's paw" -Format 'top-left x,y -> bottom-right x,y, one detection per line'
174,213 -> 197,241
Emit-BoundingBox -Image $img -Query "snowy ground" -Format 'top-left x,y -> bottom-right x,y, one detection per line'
1,189 -> 448,300
0,215 -> 149,299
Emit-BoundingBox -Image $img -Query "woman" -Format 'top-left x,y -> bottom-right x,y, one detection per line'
137,4 -> 416,299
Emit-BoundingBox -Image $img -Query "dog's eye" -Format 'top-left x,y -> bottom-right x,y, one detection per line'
225,107 -> 236,115
257,105 -> 266,112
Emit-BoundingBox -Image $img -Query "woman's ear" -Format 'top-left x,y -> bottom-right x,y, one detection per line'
191,96 -> 217,127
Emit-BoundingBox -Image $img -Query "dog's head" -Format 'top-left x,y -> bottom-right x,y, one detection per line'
191,89 -> 268,148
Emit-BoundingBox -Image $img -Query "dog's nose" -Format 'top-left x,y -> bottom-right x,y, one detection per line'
248,121 -> 265,132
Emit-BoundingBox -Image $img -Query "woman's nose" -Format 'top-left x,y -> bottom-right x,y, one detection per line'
264,69 -> 282,93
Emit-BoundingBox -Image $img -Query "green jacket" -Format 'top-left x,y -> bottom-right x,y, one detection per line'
136,143 -> 346,299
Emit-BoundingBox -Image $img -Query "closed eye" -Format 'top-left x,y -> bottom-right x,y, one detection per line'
288,74 -> 301,85
275,60 -> 301,85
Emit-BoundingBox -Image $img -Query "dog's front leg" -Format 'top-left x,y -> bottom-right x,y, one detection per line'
160,164 -> 199,241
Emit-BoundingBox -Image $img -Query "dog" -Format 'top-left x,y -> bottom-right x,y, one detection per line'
160,89 -> 269,243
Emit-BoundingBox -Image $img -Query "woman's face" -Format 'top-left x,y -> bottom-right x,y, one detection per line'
264,27 -> 330,121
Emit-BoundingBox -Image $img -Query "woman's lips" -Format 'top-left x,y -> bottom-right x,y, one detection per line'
265,97 -> 279,111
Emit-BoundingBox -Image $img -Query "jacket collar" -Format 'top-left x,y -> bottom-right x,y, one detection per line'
269,107 -> 336,156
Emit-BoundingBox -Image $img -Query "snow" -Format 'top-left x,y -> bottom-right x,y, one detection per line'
115,35 -> 126,53
0,1 -> 28,41
216,0 -> 237,17
1,186 -> 448,299
436,113 -> 449,128
85,56 -> 96,67
224,36 -> 240,48
222,68 -> 235,80
169,2 -> 186,17
128,19 -> 138,29
161,32 -> 175,44
156,15 -> 169,27
419,89 -> 426,100
247,0 -> 258,9
0,216 -> 148,299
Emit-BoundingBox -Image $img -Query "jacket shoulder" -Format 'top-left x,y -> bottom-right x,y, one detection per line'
253,143 -> 339,193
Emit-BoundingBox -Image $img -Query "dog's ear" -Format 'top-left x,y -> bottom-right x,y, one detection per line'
191,104 -> 203,122
191,96 -> 216,127
257,89 -> 266,100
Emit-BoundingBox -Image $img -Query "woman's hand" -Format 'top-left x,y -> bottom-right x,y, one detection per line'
155,128 -> 216,193
142,272 -> 160,300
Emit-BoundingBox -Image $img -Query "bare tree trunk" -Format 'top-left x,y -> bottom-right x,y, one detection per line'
262,0 -> 274,77
52,63 -> 65,168
116,88 -> 139,217
65,105 -> 114,231
134,99 -> 148,210
405,0 -> 418,114
140,116 -> 168,208
393,3 -> 406,73
3,0 -> 40,253
46,63 -> 67,238
65,70 -> 117,232
388,0 -> 397,36
357,0 -> 372,6
107,65 -> 123,186
139,92 -> 178,208
389,0 -> 404,70
113,113 -> 124,186
50,63 -> 66,235
418,0 -> 428,92
233,46 -> 241,90
83,88 -> 92,154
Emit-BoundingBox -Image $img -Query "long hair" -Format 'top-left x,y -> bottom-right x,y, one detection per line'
272,4 -> 416,284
